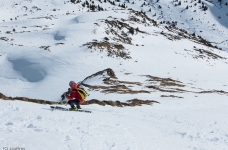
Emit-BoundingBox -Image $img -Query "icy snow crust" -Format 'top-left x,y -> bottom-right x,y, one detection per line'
0,0 -> 228,149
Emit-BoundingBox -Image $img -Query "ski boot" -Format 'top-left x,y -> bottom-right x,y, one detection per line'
76,103 -> 81,109
69,105 -> 78,111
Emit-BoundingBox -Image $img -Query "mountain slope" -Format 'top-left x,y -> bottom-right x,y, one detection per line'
0,1 -> 228,149
0,0 -> 228,101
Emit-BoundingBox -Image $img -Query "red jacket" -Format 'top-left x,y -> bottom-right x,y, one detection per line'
65,89 -> 85,104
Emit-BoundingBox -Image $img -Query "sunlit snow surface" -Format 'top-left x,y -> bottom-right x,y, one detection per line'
0,97 -> 228,150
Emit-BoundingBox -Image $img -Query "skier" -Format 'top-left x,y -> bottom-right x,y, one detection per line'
64,81 -> 84,110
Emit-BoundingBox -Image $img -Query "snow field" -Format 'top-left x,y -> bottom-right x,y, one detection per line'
0,97 -> 228,150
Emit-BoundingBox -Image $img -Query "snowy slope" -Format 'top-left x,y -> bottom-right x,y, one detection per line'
1,97 -> 228,150
143,0 -> 228,51
0,0 -> 228,149
0,0 -> 228,101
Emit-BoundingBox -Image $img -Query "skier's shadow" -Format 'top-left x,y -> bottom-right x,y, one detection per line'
41,108 -> 52,111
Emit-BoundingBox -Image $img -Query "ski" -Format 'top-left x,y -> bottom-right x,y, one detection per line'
50,106 -> 92,113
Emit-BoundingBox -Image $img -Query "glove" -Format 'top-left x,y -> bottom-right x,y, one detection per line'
61,93 -> 66,100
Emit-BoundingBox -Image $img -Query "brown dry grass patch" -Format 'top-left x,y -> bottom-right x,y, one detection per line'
0,92 -> 158,107
84,99 -> 159,107
83,41 -> 131,59
161,95 -> 184,98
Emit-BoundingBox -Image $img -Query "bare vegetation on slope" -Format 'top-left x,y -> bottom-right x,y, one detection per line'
161,26 -> 223,50
82,10 -> 158,59
0,92 -> 159,107
184,47 -> 226,60
81,68 -> 228,96
161,95 -> 184,99
144,75 -> 188,93
1,68 -> 228,106
81,68 -> 150,94
129,10 -> 158,27
84,99 -> 159,107
82,41 -> 131,59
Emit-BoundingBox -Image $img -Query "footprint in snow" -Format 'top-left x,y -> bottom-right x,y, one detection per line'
210,137 -> 219,142
5,122 -> 13,126
65,135 -> 73,141
34,129 -> 43,132
15,107 -> 22,111
37,116 -> 42,120
27,124 -> 36,128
